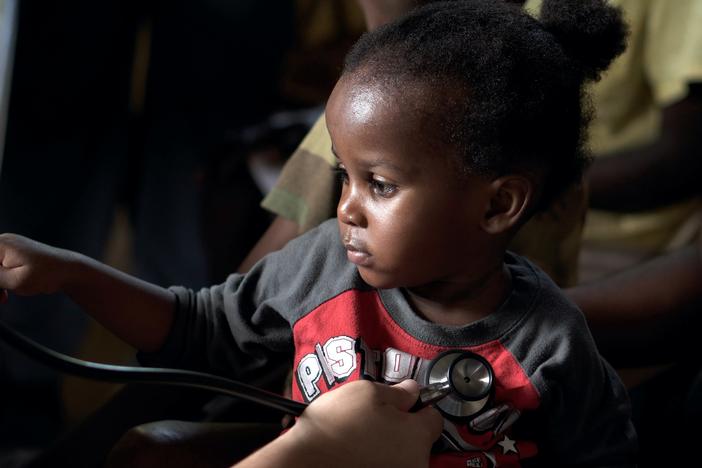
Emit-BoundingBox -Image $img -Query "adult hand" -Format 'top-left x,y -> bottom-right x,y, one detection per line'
236,379 -> 443,468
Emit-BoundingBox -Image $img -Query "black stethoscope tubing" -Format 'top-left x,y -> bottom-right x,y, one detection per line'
0,318 -> 308,416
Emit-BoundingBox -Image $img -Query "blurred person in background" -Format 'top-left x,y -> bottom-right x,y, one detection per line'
556,2 -> 702,464
568,0 -> 702,281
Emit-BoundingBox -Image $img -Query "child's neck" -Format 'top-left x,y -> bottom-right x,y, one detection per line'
403,262 -> 512,327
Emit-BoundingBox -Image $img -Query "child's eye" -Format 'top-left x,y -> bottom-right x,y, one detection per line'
370,177 -> 397,197
332,165 -> 349,184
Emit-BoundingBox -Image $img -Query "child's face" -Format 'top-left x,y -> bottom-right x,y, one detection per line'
326,75 -> 495,290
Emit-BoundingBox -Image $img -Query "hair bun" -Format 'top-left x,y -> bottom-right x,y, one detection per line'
540,0 -> 628,81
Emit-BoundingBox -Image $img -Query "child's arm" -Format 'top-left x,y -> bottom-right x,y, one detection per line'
0,233 -> 174,352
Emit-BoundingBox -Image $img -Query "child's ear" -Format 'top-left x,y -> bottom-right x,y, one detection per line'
482,175 -> 533,234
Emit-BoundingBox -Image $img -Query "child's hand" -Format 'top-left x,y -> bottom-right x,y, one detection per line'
285,379 -> 443,468
0,233 -> 72,297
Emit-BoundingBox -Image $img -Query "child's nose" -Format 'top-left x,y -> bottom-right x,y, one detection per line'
337,188 -> 366,228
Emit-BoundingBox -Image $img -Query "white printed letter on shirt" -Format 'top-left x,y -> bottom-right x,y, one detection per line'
297,353 -> 323,401
323,336 -> 357,379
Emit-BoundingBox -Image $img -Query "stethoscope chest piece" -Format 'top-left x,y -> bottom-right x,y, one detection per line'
425,350 -> 493,420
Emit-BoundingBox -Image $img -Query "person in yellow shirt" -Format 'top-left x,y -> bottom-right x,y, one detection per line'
571,0 -> 702,280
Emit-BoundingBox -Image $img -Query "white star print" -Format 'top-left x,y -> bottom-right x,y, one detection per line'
497,435 -> 518,455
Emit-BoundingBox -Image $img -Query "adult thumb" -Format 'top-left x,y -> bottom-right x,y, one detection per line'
394,380 -> 443,440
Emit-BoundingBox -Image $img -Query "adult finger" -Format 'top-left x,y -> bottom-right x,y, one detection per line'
384,379 -> 421,411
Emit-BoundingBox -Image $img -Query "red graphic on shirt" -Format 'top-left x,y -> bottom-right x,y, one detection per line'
292,289 -> 541,467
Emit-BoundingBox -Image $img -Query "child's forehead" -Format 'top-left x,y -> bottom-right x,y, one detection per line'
342,70 -> 439,98
335,80 -> 392,124
329,73 -> 446,126
326,74 -> 461,174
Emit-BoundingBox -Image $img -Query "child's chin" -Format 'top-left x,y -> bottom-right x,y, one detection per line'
357,267 -> 400,290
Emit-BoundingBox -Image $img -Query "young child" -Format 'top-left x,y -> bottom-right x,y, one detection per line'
0,0 -> 636,466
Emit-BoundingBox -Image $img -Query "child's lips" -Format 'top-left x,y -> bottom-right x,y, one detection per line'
343,241 -> 371,266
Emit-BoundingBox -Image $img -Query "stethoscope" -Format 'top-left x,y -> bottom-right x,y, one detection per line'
413,350 -> 494,419
0,319 -> 494,420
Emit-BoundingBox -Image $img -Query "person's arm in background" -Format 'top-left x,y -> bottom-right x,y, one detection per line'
238,216 -> 299,273
586,85 -> 702,213
233,379 -> 443,468
567,229 -> 702,367
0,233 -> 174,352
355,0 -> 420,30
238,111 -> 337,273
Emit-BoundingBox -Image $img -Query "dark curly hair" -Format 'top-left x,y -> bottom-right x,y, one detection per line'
342,0 -> 627,210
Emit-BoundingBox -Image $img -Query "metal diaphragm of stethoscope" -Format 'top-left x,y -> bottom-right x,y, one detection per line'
413,350 -> 494,420
0,317 -> 493,419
